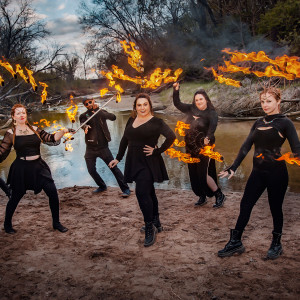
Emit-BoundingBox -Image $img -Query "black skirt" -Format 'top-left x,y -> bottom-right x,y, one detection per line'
7,157 -> 54,195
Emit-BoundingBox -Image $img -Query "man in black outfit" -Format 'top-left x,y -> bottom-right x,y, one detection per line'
79,98 -> 130,197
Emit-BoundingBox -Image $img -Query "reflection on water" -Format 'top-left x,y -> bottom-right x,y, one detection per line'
0,105 -> 299,193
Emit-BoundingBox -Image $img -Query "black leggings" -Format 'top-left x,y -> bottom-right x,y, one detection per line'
235,164 -> 288,234
135,180 -> 159,223
4,180 -> 60,226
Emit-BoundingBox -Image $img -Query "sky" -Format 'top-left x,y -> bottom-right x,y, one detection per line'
32,0 -> 88,53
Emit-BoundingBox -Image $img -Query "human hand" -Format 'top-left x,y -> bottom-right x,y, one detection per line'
84,125 -> 91,134
143,145 -> 154,156
218,169 -> 235,179
108,159 -> 119,168
173,82 -> 179,90
204,137 -> 210,145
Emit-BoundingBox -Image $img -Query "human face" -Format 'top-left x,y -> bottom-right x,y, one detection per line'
13,107 -> 27,125
260,92 -> 280,115
84,99 -> 94,110
194,94 -> 207,111
135,98 -> 151,117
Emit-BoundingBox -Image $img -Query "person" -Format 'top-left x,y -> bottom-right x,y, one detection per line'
0,104 -> 72,234
79,98 -> 130,197
108,93 -> 176,247
173,82 -> 225,208
218,87 -> 300,259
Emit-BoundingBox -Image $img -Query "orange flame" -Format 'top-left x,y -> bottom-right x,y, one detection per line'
256,153 -> 265,159
120,40 -> 144,72
165,147 -> 200,163
199,144 -> 224,162
0,59 -> 17,78
173,139 -> 186,147
100,88 -> 109,97
65,143 -> 73,152
116,92 -> 121,103
115,84 -> 124,94
175,121 -> 190,136
39,118 -> 51,128
211,68 -> 241,87
25,67 -> 38,91
275,152 -> 300,166
39,82 -> 48,103
66,100 -> 78,123
164,68 -> 183,84
218,60 -> 251,75
0,75 -> 4,86
15,64 -> 29,83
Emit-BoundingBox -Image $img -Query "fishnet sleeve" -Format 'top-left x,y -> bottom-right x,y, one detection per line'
0,131 -> 13,163
36,127 -> 61,146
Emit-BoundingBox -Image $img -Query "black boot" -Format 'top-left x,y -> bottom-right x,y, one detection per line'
194,195 -> 207,206
4,221 -> 16,234
144,222 -> 157,247
218,229 -> 245,257
53,221 -> 68,233
140,214 -> 163,233
267,231 -> 283,260
213,188 -> 225,208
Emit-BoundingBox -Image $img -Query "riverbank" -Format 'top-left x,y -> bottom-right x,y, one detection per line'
0,186 -> 299,299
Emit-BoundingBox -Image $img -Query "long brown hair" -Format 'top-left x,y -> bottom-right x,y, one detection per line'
193,89 -> 215,110
259,87 -> 281,112
131,93 -> 154,118
11,104 -> 42,145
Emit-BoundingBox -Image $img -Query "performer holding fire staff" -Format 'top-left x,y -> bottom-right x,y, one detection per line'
109,93 -> 175,247
218,87 -> 300,259
1,104 -> 72,234
79,98 -> 130,197
173,82 -> 225,208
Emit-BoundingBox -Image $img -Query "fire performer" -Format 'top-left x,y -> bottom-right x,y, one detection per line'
1,104 -> 72,234
79,98 -> 130,197
108,93 -> 176,247
172,82 -> 225,208
218,87 -> 300,259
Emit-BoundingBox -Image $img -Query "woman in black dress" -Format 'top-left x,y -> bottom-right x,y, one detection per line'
218,87 -> 300,259
0,104 -> 72,234
109,93 -> 175,247
173,82 -> 225,208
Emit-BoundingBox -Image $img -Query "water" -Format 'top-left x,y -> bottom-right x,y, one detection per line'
0,105 -> 299,193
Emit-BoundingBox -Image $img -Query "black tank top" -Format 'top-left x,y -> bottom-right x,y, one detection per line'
14,134 -> 41,157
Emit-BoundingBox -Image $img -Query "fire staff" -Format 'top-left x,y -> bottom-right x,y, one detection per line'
109,93 -> 176,247
218,87 -> 300,259
172,82 -> 225,208
79,98 -> 130,197
0,104 -> 71,234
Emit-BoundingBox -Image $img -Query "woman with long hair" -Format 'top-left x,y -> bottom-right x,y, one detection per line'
218,87 -> 300,259
109,93 -> 175,247
0,104 -> 73,234
173,82 -> 225,208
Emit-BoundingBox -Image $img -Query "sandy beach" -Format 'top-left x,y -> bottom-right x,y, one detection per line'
0,185 -> 299,299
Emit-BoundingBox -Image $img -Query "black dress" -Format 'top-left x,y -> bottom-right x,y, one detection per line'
173,89 -> 219,197
0,128 -> 59,195
116,116 -> 176,183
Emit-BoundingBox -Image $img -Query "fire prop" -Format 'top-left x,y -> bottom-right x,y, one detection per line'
165,147 -> 200,164
66,97 -> 78,123
275,152 -> 300,166
39,82 -> 48,104
199,145 -> 224,162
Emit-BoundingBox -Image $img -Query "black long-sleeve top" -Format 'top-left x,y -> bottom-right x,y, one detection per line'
173,89 -> 218,156
230,114 -> 300,172
116,116 -> 176,183
0,128 -> 57,162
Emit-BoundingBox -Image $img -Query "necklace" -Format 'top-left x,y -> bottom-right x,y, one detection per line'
263,117 -> 279,124
17,126 -> 30,135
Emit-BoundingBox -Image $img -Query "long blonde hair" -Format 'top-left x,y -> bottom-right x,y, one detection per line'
11,104 -> 42,145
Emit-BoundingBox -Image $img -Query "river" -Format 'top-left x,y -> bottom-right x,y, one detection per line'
0,104 -> 299,193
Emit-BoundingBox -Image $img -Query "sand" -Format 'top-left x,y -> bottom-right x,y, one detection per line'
0,185 -> 299,300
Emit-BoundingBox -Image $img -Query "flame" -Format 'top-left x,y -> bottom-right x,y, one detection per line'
70,95 -> 74,99
25,67 -> 38,91
39,119 -> 51,127
199,144 -> 224,162
120,40 -> 144,72
116,92 -> 121,103
66,100 -> 78,123
175,121 -> 190,136
218,60 -> 251,75
114,84 -> 124,94
173,139 -> 186,147
165,147 -> 200,163
222,49 -> 300,79
15,64 -> 29,82
65,143 -> 73,152
275,152 -> 300,166
0,59 -> 17,78
211,68 -> 241,87
256,153 -> 265,159
164,68 -> 183,84
0,75 -> 4,86
39,82 -> 48,103
100,88 -> 109,97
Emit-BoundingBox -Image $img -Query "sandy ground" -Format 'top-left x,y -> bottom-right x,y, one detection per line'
0,186 -> 299,300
